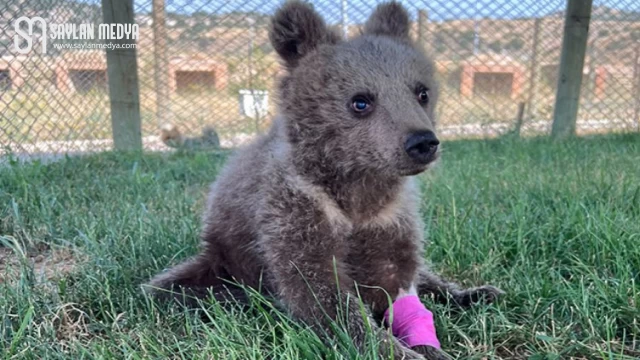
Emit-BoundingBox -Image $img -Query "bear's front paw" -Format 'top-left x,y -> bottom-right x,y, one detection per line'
454,285 -> 504,307
411,345 -> 451,360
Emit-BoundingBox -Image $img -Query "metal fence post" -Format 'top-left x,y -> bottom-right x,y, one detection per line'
418,10 -> 429,53
102,0 -> 143,151
633,41 -> 640,131
153,0 -> 170,129
551,0 -> 593,138
341,0 -> 349,39
526,18 -> 541,122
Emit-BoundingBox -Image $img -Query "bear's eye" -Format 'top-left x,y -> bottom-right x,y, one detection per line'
417,87 -> 429,105
350,95 -> 373,115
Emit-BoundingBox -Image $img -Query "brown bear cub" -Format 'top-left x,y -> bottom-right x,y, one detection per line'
144,1 -> 503,358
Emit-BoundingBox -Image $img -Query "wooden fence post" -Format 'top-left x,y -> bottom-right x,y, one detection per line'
102,0 -> 142,150
551,0 -> 593,138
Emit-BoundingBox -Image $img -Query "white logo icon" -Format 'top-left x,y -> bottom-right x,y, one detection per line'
14,16 -> 48,54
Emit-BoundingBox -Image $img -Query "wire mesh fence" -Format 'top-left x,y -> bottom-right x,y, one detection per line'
1,0 -> 639,160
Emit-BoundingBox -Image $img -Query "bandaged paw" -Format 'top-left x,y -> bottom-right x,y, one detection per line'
383,295 -> 441,349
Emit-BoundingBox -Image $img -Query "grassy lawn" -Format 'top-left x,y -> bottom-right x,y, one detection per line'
1,134 -> 639,359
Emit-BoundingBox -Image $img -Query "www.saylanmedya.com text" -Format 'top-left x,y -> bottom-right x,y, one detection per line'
52,42 -> 137,50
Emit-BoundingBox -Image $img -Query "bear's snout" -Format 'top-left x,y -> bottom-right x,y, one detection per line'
404,130 -> 440,164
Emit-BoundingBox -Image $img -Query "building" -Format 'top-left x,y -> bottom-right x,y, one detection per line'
168,55 -> 228,93
460,54 -> 526,99
55,51 -> 107,93
0,56 -> 27,91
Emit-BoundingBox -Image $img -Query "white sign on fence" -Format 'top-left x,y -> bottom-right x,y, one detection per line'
238,89 -> 268,119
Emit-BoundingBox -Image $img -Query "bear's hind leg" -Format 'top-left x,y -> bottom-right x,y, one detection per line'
143,255 -> 248,308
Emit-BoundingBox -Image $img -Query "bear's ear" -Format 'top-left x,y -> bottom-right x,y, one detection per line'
269,0 -> 340,69
364,1 -> 410,40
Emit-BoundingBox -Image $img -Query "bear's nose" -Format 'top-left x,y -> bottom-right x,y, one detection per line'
404,130 -> 440,164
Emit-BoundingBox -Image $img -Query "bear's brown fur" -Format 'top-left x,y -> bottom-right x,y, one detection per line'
144,2 -> 502,358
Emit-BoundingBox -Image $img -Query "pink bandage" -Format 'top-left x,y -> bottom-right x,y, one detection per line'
383,295 -> 441,349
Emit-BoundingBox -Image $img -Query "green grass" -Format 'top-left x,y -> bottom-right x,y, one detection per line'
1,134 -> 639,359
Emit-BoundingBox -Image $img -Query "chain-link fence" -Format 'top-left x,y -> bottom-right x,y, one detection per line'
1,0 -> 639,160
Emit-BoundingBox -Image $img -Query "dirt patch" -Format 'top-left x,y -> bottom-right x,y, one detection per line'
0,246 -> 81,285
50,303 -> 92,345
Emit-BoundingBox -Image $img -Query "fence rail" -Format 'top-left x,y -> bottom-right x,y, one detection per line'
1,0 -> 639,160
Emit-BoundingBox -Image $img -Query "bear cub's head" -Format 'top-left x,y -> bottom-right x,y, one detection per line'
270,1 -> 440,178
